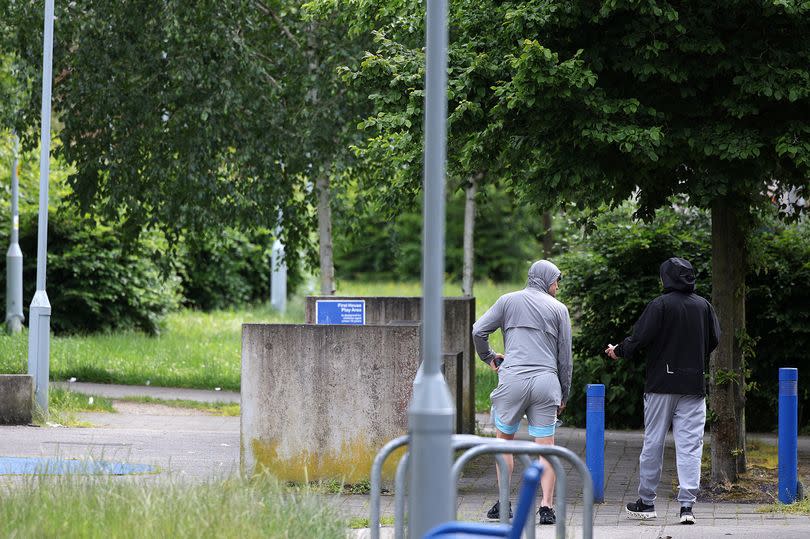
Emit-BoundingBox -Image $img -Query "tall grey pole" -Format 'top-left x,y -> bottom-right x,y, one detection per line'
407,1 -> 454,537
270,212 -> 287,314
6,134 -> 24,334
28,0 -> 55,413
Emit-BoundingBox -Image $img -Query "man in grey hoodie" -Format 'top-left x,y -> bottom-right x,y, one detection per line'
473,260 -> 572,525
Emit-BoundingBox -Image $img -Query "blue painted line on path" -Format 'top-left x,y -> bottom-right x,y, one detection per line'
0,457 -> 155,475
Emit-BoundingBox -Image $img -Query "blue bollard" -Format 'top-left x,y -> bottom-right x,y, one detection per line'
586,384 -> 605,503
778,368 -> 799,504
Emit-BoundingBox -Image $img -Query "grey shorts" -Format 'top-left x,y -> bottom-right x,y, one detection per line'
490,372 -> 561,437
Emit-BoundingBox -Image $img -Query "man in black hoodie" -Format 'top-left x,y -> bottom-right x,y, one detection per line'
605,257 -> 720,525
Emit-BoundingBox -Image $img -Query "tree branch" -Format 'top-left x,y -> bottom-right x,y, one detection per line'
253,0 -> 301,49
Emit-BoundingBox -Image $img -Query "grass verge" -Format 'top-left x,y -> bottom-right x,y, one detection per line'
348,516 -> 396,529
287,478 -> 371,495
0,473 -> 344,538
34,388 -> 115,427
759,498 -> 810,515
118,396 -> 240,416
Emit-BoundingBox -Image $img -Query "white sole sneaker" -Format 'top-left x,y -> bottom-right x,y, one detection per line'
625,508 -> 657,520
680,513 -> 695,524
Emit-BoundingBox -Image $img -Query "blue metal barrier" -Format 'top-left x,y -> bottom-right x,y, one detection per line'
586,384 -> 605,503
778,367 -> 798,504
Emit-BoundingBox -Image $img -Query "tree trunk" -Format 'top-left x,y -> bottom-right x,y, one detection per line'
462,173 -> 482,297
710,199 -> 748,484
542,211 -> 554,259
317,175 -> 335,295
306,23 -> 335,296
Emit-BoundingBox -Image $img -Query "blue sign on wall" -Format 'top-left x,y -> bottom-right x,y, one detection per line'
315,300 -> 366,325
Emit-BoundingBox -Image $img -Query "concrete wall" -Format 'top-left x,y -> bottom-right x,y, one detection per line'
0,375 -> 33,424
241,323 -> 423,482
305,296 -> 476,434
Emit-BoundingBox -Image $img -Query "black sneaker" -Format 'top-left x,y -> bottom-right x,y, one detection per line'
537,506 -> 556,525
625,498 -> 657,519
486,500 -> 512,521
680,505 -> 695,524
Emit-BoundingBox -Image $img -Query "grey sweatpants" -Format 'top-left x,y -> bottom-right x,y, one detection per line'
638,393 -> 706,506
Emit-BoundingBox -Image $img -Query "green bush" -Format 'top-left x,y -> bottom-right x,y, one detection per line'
177,227 -> 304,311
557,203 -> 712,429
1,135 -> 179,335
745,218 -> 810,431
14,211 -> 180,335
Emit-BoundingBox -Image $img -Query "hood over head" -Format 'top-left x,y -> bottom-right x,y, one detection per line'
660,257 -> 696,293
527,260 -> 561,293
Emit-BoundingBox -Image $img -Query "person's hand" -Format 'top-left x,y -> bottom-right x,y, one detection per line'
489,353 -> 504,372
605,344 -> 618,360
558,402 -> 566,415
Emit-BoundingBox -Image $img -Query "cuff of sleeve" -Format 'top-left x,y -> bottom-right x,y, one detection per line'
480,352 -> 495,364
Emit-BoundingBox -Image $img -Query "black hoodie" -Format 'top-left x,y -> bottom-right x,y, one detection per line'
615,257 -> 721,395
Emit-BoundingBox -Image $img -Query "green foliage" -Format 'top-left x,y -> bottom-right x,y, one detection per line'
557,202 -> 712,428
558,203 -> 810,431
333,182 -> 544,282
1,133 -> 179,335
5,1 -> 373,269
177,227 -> 303,311
323,1 -> 809,219
16,210 -> 181,335
745,216 -> 810,431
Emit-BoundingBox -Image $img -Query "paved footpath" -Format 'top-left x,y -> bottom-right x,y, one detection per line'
2,383 -> 809,537
333,414 -> 810,537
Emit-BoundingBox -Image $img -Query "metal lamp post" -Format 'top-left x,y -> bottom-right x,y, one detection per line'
28,0 -> 55,413
6,135 -> 24,334
407,1 -> 455,537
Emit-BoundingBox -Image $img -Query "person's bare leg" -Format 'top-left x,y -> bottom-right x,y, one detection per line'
534,435 -> 556,508
495,430 -> 515,490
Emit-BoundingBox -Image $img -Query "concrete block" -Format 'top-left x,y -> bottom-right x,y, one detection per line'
0,374 -> 33,424
305,296 -> 476,434
241,323 -> 421,482
443,352 -> 463,418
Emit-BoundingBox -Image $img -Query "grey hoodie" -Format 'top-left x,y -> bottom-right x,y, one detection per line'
472,260 -> 573,403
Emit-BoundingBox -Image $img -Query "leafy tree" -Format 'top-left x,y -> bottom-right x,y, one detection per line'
318,0 -> 810,483
5,1 -> 370,291
333,181 -> 544,282
308,0 -> 517,296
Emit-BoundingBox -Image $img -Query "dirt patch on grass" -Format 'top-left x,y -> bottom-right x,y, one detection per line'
698,466 -> 780,503
697,438 -> 809,504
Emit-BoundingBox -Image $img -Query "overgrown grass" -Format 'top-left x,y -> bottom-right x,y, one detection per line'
36,388 -> 115,427
0,300 -> 304,391
0,473 -> 344,538
0,281 -> 514,406
348,516 -> 396,529
289,478 -> 371,495
759,498 -> 810,515
119,396 -> 240,416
